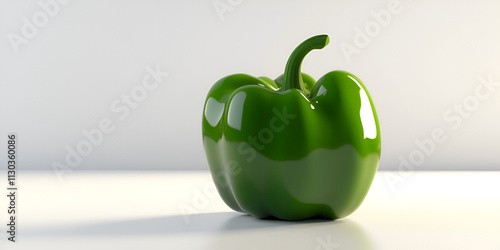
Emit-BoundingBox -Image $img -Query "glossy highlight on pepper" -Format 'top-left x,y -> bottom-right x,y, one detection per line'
202,34 -> 381,220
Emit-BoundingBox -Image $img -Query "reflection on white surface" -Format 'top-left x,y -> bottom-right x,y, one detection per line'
9,171 -> 500,250
25,212 -> 372,250
349,76 -> 377,139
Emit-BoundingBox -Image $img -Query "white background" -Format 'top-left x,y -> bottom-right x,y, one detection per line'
1,0 -> 499,171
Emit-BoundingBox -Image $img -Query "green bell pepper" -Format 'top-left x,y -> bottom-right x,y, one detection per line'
202,34 -> 381,220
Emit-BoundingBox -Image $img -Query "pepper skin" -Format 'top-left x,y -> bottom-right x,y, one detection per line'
202,35 -> 381,220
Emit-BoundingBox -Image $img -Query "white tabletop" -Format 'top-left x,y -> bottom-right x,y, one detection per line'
1,171 -> 499,250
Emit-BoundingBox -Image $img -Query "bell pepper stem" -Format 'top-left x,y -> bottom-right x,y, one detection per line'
282,35 -> 330,92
